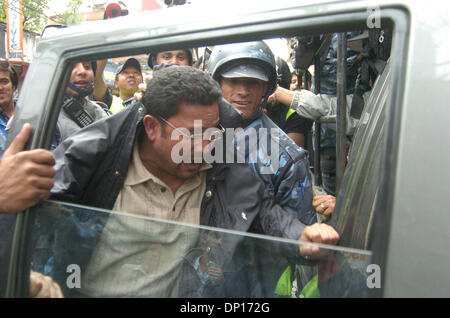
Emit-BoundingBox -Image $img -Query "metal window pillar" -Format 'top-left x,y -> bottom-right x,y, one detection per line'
336,32 -> 348,193
312,37 -> 322,187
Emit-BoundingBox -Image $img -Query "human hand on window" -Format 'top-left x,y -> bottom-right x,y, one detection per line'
29,271 -> 64,298
312,195 -> 336,218
0,124 -> 55,213
133,74 -> 152,101
299,223 -> 339,260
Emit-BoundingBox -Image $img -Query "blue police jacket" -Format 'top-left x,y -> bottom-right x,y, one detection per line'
235,112 -> 316,226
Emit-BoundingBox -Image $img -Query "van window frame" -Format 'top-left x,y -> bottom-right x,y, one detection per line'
5,5 -> 410,298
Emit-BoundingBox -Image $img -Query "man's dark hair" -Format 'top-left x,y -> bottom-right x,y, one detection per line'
142,66 -> 222,120
0,61 -> 19,89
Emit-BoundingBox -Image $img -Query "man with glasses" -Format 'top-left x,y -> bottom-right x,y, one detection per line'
48,66 -> 338,297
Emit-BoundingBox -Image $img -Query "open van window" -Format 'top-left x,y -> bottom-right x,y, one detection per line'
2,0 -> 449,299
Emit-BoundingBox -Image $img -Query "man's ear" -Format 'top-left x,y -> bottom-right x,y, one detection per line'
114,79 -> 119,89
142,114 -> 161,141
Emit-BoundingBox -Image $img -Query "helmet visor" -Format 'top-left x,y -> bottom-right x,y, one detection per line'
221,64 -> 268,82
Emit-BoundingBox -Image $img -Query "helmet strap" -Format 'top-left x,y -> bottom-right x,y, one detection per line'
67,82 -> 94,98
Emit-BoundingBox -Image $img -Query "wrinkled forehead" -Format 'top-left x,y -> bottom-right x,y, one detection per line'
172,102 -> 220,127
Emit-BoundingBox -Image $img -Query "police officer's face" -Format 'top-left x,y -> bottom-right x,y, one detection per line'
220,77 -> 268,119
66,62 -> 94,97
0,70 -> 14,109
156,50 -> 190,66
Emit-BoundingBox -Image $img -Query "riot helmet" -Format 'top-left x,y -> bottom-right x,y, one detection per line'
207,41 -> 277,102
147,48 -> 193,69
275,56 -> 291,90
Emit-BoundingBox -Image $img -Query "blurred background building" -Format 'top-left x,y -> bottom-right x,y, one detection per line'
1,0 -> 290,93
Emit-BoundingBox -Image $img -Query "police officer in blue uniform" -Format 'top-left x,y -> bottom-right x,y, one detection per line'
207,41 -> 316,226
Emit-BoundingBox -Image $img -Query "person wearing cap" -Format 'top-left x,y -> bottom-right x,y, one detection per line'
208,41 -> 316,226
207,42 -> 338,297
219,63 -> 270,120
110,58 -> 143,114
93,58 -> 143,114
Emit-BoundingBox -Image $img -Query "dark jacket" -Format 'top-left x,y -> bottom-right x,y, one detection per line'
238,112 -> 316,226
48,100 -> 310,297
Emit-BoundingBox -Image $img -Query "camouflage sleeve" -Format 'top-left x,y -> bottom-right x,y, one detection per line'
290,90 -> 360,135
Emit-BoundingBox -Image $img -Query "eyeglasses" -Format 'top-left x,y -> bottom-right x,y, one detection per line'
158,116 -> 225,141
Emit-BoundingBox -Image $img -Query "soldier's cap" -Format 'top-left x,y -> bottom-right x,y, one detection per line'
221,64 -> 268,82
115,58 -> 142,79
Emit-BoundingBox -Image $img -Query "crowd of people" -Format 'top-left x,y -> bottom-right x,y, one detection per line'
0,38 -> 363,298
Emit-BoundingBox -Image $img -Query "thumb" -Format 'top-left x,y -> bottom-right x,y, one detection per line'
3,123 -> 32,157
